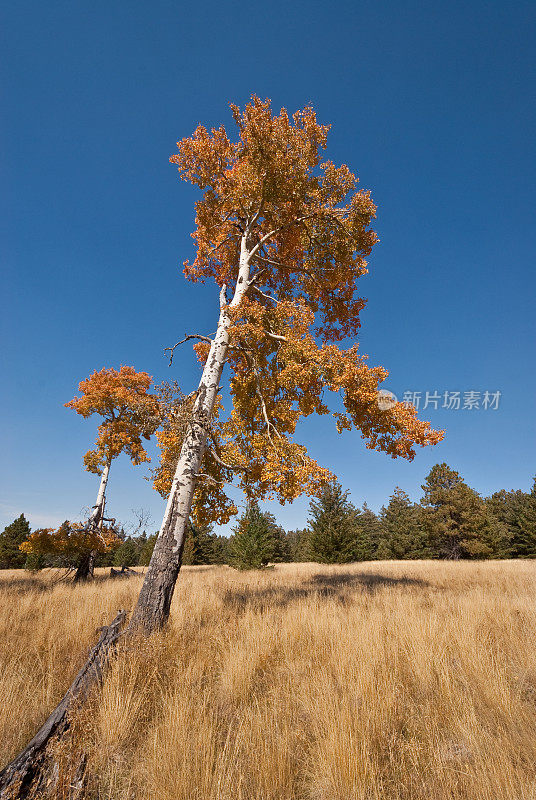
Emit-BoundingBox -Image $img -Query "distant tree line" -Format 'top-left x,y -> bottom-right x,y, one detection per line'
222,462 -> 536,568
1,463 -> 535,571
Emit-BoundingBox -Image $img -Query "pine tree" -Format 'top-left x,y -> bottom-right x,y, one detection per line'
486,489 -> 527,555
182,522 -> 214,565
516,477 -> 536,557
307,483 -> 359,564
24,552 -> 46,571
139,534 -> 158,566
229,503 -> 282,570
379,488 -> 430,559
208,534 -> 230,564
354,503 -> 382,560
285,529 -> 310,562
133,532 -> 148,564
481,511 -> 512,559
0,514 -> 31,569
421,464 -> 510,559
113,537 -> 139,568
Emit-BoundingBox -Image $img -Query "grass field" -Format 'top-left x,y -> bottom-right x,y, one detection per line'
2,560 -> 536,799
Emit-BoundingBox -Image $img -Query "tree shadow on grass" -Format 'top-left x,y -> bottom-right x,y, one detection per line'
0,569 -> 145,594
0,575 -> 54,594
221,571 -> 429,613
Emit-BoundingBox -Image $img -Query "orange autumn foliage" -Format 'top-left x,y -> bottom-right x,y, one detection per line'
20,521 -> 120,561
153,395 -> 239,526
159,97 -> 443,523
65,366 -> 161,474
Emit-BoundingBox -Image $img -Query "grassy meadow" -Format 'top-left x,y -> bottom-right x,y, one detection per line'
2,560 -> 536,799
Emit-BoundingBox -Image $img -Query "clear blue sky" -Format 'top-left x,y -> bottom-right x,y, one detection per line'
2,0 -> 535,535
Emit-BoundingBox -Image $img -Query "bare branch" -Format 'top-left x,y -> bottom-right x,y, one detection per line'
164,335 -> 213,366
247,268 -> 266,287
223,340 -> 283,446
247,361 -> 282,442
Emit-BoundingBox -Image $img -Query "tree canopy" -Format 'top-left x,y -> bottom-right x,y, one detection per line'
158,97 -> 443,523
65,366 -> 161,475
131,97 -> 444,632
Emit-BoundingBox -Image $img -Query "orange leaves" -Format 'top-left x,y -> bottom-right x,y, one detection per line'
66,366 -> 161,473
20,522 -> 121,558
65,366 -> 154,417
224,295 -> 442,471
170,95 -> 376,343
152,399 -> 238,527
161,98 -> 443,522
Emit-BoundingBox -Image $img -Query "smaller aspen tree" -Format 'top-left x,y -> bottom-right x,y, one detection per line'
64,366 -> 161,580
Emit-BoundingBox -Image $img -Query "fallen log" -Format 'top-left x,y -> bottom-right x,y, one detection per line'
0,609 -> 127,799
109,566 -> 136,578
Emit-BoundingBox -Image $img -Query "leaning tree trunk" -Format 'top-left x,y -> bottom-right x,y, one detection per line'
74,463 -> 110,583
129,243 -> 251,634
0,610 -> 126,799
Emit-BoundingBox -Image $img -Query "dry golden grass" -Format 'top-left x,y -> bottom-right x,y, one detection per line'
2,560 -> 536,799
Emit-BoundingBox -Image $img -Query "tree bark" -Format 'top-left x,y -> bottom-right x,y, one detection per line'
0,610 -> 126,799
74,463 -> 110,583
129,239 -> 251,634
74,552 -> 93,583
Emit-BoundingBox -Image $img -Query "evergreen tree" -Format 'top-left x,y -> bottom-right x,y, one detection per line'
134,532 -> 148,564
379,488 -> 430,559
139,533 -> 158,566
421,464 -> 510,559
516,477 -> 536,557
486,489 -> 528,555
208,533 -> 230,564
307,482 -> 358,564
182,522 -> 214,565
271,523 -> 290,563
24,552 -> 46,571
0,514 -> 31,569
481,511 -> 513,559
113,537 -> 139,568
229,503 -> 282,570
354,503 -> 382,560
285,528 -> 310,562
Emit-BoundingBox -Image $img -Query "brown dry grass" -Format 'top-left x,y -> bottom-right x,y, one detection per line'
2,560 -> 536,799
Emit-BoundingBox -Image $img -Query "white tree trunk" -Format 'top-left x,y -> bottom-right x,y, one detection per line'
130,239 -> 251,632
74,462 -> 110,582
89,462 -> 110,527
